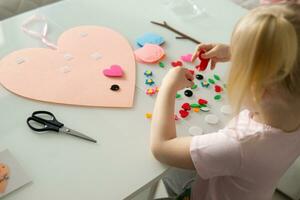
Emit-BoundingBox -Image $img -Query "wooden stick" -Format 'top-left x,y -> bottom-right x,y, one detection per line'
150,21 -> 201,44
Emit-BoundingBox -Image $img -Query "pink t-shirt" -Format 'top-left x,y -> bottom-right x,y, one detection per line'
190,109 -> 300,200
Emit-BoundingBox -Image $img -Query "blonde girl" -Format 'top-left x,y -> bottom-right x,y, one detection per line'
150,3 -> 300,200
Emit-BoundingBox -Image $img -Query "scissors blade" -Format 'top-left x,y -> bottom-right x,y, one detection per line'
59,127 -> 97,143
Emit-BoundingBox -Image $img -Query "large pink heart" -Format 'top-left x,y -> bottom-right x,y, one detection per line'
0,26 -> 136,107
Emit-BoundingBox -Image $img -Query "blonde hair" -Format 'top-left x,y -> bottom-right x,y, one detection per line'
227,3 -> 300,114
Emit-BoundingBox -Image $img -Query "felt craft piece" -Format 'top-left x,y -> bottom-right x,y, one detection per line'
0,26 -> 136,107
103,65 -> 124,77
0,164 -> 9,193
134,44 -> 165,63
205,114 -> 219,124
221,105 -> 232,115
136,33 -> 165,47
180,54 -> 193,62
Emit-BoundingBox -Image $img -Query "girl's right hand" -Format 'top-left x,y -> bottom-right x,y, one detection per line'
191,43 -> 231,70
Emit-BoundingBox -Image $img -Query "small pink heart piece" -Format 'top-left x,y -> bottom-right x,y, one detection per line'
181,54 -> 193,63
103,65 -> 124,77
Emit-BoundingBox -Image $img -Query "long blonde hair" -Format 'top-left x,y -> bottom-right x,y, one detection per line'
227,3 -> 300,114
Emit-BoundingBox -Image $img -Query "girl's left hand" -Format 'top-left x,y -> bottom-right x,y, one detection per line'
161,67 -> 194,92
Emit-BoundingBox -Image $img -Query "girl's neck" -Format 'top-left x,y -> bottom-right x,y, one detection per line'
252,99 -> 300,132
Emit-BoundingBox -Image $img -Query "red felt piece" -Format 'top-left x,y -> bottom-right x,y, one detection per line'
214,85 -> 222,93
195,50 -> 210,71
171,61 -> 183,67
179,110 -> 189,118
181,103 -> 191,111
188,70 -> 194,75
198,99 -> 208,105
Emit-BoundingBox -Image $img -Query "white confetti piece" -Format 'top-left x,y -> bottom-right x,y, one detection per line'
221,105 -> 232,115
16,57 -> 26,64
90,52 -> 102,60
205,114 -> 219,125
200,107 -> 210,112
80,32 -> 88,37
63,53 -> 74,61
60,65 -> 71,73
189,126 -> 204,136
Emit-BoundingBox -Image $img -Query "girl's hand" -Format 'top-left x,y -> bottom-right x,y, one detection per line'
161,67 -> 194,92
191,43 -> 231,70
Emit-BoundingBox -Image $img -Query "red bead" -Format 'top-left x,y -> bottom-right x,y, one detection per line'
171,61 -> 183,67
181,103 -> 191,111
198,99 -> 208,105
214,85 -> 222,93
179,110 -> 189,118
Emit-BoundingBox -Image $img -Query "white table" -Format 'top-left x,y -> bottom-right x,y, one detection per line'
0,0 -> 247,199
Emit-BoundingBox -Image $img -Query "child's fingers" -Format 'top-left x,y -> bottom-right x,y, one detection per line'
201,46 -> 219,59
185,69 -> 195,81
191,43 -> 213,62
210,60 -> 217,70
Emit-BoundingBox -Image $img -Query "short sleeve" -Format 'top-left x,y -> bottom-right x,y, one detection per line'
190,129 -> 241,179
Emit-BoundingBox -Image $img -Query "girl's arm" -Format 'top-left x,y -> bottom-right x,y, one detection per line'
150,67 -> 195,169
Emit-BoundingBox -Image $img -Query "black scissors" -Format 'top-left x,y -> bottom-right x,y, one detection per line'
26,111 -> 97,143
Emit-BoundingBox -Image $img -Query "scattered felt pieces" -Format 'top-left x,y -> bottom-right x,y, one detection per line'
208,78 -> 215,84
214,74 -> 221,81
196,50 -> 210,71
188,70 -> 194,75
180,54 -> 193,62
214,94 -> 222,100
190,103 -> 201,108
159,62 -> 165,68
214,85 -> 222,93
196,74 -> 204,80
181,103 -> 191,111
200,107 -> 210,112
193,108 -> 200,112
201,81 -> 210,88
171,61 -> 183,67
184,89 -> 193,97
191,84 -> 197,89
110,84 -> 120,91
144,70 -> 153,77
146,87 -> 158,96
205,114 -> 219,124
179,110 -> 189,118
221,105 -> 232,115
136,33 -> 165,47
198,99 -> 208,105
176,93 -> 181,98
145,78 -> 155,86
145,112 -> 152,119
134,44 -> 165,63
103,65 -> 124,77
189,126 -> 203,136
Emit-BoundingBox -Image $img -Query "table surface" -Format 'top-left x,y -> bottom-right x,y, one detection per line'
0,0 -> 246,199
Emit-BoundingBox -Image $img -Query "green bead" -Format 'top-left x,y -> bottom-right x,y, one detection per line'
199,104 -> 207,108
159,62 -> 165,68
176,93 -> 181,98
214,94 -> 222,100
208,78 -> 215,84
214,74 -> 221,81
190,103 -> 201,108
191,84 -> 197,89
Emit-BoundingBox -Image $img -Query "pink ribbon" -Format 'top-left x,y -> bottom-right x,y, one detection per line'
21,15 -> 58,50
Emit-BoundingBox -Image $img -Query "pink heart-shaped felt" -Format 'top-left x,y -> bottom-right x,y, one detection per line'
103,65 -> 124,77
0,26 -> 136,107
181,54 -> 192,63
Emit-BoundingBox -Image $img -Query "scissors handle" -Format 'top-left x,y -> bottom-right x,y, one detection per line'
26,111 -> 64,132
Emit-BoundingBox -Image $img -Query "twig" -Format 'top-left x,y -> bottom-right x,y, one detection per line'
150,21 -> 201,44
